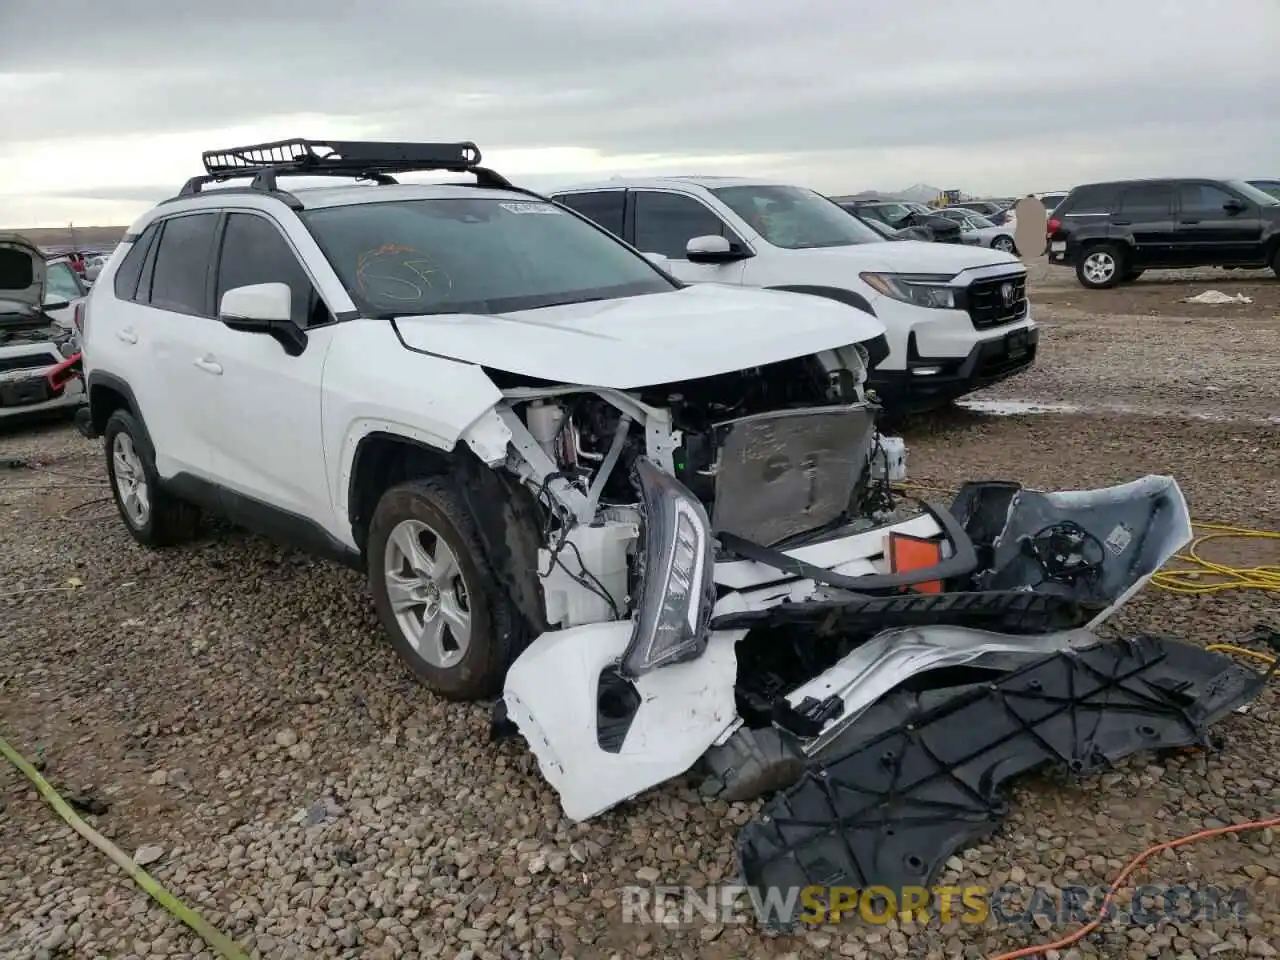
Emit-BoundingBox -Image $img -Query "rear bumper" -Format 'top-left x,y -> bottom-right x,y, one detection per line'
868,325 -> 1039,412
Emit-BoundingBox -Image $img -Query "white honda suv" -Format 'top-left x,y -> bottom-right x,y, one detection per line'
550,178 -> 1038,412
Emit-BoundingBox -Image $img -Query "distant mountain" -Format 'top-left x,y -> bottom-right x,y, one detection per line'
897,183 -> 946,203
5,225 -> 127,251
832,184 -> 951,203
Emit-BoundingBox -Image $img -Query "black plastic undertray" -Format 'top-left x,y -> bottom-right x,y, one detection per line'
737,635 -> 1268,930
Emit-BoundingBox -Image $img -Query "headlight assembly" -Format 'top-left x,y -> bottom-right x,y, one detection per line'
860,272 -> 958,310
620,457 -> 716,679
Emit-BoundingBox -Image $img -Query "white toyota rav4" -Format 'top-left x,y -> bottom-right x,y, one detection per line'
77,141 -> 1196,830
549,177 -> 1038,411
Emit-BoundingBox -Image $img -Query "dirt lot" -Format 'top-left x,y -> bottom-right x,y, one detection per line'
2,266 -> 1279,960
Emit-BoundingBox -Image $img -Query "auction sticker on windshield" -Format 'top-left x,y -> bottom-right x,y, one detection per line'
499,201 -> 564,215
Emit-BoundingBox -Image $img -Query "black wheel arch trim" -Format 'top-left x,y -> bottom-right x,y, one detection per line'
347,431 -> 549,633
85,371 -> 149,445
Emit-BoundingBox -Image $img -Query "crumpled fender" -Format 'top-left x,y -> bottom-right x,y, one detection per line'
503,621 -> 745,821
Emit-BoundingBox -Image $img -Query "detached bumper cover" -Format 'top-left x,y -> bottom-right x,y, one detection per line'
738,636 -> 1269,930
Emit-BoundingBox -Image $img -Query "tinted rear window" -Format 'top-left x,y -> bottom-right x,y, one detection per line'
555,191 -> 625,237
113,224 -> 159,301
1118,184 -> 1174,215
1060,185 -> 1115,215
147,213 -> 219,315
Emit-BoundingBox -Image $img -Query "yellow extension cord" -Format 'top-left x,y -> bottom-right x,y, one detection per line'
0,735 -> 248,959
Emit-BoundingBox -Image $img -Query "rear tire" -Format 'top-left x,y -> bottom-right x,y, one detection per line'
367,476 -> 524,701
992,235 -> 1016,254
1076,244 -> 1125,289
103,409 -> 200,547
1271,245 -> 1280,279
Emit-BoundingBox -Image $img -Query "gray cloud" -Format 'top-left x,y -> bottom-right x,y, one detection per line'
2,0 -> 1278,216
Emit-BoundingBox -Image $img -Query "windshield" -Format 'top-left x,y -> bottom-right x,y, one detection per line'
710,185 -> 884,249
1226,180 -> 1280,206
300,197 -> 676,316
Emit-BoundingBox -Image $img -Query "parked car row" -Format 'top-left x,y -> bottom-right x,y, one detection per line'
1045,177 -> 1280,288
1,236 -> 87,424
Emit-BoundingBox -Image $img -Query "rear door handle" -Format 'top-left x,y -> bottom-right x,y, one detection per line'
1111,220 -> 1131,226
193,356 -> 223,375
116,328 -> 137,344
1179,219 -> 1200,224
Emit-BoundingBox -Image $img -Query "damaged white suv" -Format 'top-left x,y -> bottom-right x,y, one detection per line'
79,143 -> 1259,878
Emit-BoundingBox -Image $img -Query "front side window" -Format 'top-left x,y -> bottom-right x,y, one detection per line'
216,214 -> 328,327
1177,183 -> 1239,215
1224,180 -> 1279,207
711,185 -> 884,249
147,213 -> 220,315
302,197 -> 675,317
632,191 -> 736,259
44,262 -> 83,303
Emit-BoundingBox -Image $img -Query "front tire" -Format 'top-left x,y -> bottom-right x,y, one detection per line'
367,476 -> 523,700
1076,244 -> 1125,289
1271,245 -> 1280,279
103,409 -> 200,547
992,235 -> 1016,254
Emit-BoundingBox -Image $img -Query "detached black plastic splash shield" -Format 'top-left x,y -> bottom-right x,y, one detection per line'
737,636 -> 1267,930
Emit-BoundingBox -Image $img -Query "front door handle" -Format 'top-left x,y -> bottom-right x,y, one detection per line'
1179,219 -> 1200,224
193,356 -> 223,375
116,328 -> 137,344
1111,220 -> 1132,226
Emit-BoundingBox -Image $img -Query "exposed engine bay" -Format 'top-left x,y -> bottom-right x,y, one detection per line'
470,340 -> 1265,917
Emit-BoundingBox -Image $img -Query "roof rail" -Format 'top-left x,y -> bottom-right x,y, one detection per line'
173,137 -> 514,201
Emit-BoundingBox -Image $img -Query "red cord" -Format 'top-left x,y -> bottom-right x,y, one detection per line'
987,815 -> 1280,959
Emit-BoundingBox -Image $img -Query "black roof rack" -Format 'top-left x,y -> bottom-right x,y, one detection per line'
171,137 -> 516,205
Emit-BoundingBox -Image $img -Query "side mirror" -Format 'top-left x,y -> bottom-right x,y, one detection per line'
219,282 -> 307,356
1223,198 -> 1247,215
685,234 -> 745,264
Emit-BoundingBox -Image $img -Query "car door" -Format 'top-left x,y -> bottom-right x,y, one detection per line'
627,190 -> 750,285
200,210 -> 334,526
121,211 -> 223,480
1174,181 -> 1264,264
1112,183 -> 1177,267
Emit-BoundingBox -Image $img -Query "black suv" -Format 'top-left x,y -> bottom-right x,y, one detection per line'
1047,178 -> 1280,289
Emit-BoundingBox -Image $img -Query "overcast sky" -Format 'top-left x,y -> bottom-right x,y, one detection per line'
2,0 -> 1277,227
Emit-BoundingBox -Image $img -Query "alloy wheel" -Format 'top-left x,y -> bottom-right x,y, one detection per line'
112,433 -> 151,528
383,518 -> 473,668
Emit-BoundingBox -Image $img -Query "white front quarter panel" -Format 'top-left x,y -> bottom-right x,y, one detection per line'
322,319 -> 504,547
503,623 -> 744,822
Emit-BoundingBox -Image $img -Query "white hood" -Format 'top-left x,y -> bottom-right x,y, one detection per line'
392,283 -> 886,389
0,234 -> 47,318
782,240 -> 1022,276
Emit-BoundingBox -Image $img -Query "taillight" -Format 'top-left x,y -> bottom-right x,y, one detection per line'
73,301 -> 86,335
1046,217 -> 1061,236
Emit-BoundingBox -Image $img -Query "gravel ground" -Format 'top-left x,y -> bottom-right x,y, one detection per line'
2,267 -> 1279,960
